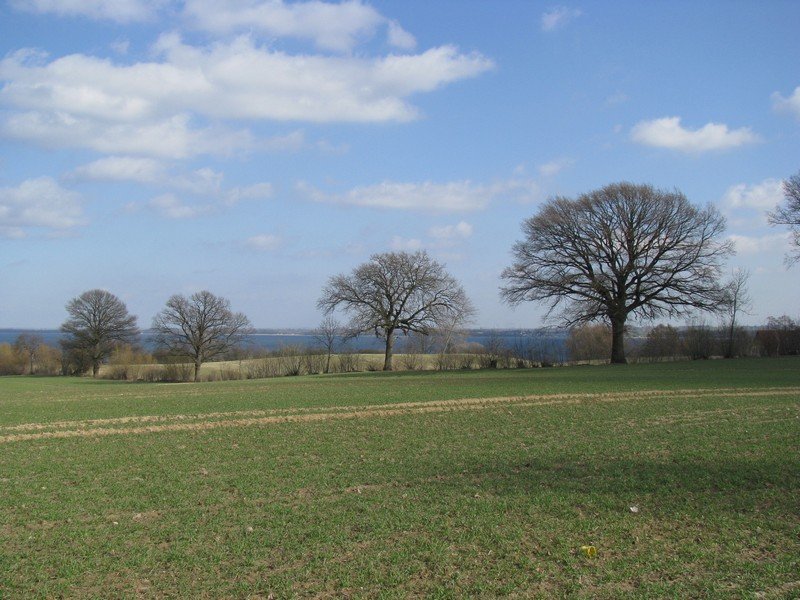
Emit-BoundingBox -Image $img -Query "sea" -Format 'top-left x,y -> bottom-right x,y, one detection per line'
0,328 -> 567,355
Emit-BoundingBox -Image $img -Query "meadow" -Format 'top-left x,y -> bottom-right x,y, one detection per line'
1,358 -> 798,598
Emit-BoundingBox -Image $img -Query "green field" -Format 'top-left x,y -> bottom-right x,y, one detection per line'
1,359 -> 799,598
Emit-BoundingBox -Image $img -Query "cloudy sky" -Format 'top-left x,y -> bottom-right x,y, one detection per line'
1,0 -> 798,329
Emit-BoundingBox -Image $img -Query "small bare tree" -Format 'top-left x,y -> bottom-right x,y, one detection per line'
60,289 -> 140,377
768,170 -> 800,265
501,182 -> 733,363
152,290 -> 253,382
313,316 -> 341,374
14,333 -> 44,374
722,268 -> 752,358
318,251 -> 474,371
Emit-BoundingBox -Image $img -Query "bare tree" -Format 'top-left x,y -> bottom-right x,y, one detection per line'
318,251 -> 474,371
313,316 -> 341,374
152,290 -> 253,382
14,333 -> 43,374
768,170 -> 800,265
501,182 -> 733,363
722,268 -> 752,358
60,289 -> 140,377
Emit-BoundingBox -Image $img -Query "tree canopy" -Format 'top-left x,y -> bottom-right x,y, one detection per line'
60,289 -> 140,376
318,250 -> 473,370
152,290 -> 253,382
501,182 -> 733,363
768,170 -> 800,265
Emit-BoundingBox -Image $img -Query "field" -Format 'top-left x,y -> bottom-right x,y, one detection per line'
1,359 -> 798,598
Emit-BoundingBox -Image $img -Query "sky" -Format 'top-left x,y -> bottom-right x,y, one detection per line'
0,0 -> 798,329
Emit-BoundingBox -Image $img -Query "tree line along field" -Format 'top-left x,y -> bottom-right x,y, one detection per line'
1,358 -> 798,598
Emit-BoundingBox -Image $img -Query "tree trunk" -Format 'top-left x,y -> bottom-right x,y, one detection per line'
92,361 -> 100,377
383,330 -> 395,371
194,360 -> 201,382
610,316 -> 627,364
325,351 -> 331,374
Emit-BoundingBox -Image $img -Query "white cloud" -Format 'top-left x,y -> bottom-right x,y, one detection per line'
604,91 -> 628,107
148,193 -> 211,219
224,183 -> 274,205
72,157 -> 273,209
630,116 -> 759,153
244,233 -> 282,251
0,37 -> 492,157
9,0 -> 164,22
541,6 -> 583,31
183,0 -> 415,52
537,157 -> 574,177
429,221 -> 473,240
728,232 -> 789,255
1,111 -> 253,159
723,179 -> 785,211
0,177 -> 83,238
387,20 -> 417,50
300,177 -> 538,212
390,236 -> 423,251
772,86 -> 800,120
71,156 -> 167,184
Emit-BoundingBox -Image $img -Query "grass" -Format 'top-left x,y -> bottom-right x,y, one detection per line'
1,358 -> 798,598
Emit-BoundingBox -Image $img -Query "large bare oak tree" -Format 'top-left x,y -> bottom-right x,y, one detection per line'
768,170 -> 800,265
60,289 -> 140,376
501,182 -> 733,363
152,290 -> 253,382
318,251 -> 473,371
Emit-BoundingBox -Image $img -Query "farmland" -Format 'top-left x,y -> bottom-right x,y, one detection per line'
1,358 -> 798,598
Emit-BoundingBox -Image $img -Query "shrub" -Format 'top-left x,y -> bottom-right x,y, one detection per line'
566,324 -> 611,362
640,324 -> 681,361
0,343 -> 25,375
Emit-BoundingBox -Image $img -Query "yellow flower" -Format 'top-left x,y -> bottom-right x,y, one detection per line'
581,545 -> 597,558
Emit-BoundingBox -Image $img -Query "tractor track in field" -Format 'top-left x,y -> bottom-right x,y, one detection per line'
1,387 -> 798,444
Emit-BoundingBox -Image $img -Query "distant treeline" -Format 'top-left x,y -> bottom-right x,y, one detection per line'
1,317 -> 798,380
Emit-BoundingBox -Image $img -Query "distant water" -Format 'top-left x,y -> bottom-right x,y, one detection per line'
0,328 -> 567,355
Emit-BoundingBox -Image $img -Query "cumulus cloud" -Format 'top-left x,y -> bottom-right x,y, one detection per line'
541,6 -> 583,31
72,157 -> 273,210
728,232 -> 789,255
772,86 -> 800,120
723,179 -> 785,211
390,236 -> 424,251
223,183 -> 274,205
0,177 -> 83,238
0,111 -> 253,159
9,0 -> 164,22
183,0 -> 416,52
148,193 -> 212,219
299,178 -> 538,212
0,37 -> 491,157
630,116 -> 759,153
537,157 -> 574,177
429,221 -> 473,240
244,233 -> 282,251
71,156 -> 167,185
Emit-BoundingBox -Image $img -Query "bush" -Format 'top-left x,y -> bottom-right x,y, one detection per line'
682,323 -> 718,360
336,352 -> 362,373
566,324 -> 611,362
400,352 -> 423,371
639,324 -> 681,361
161,362 -> 193,382
0,343 -> 25,375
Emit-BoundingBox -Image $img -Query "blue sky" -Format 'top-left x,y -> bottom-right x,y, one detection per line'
1,0 -> 798,329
